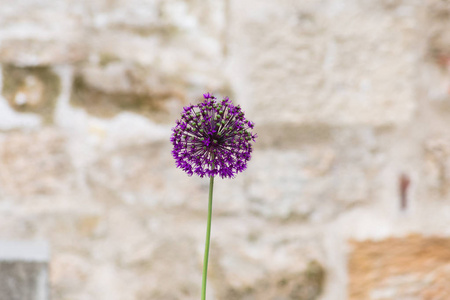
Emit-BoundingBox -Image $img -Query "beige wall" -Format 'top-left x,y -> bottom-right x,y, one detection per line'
0,0 -> 449,299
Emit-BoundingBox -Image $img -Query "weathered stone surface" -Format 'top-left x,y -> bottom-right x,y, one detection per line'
424,138 -> 450,197
70,66 -> 185,123
422,0 -> 450,102
0,129 -> 74,197
246,127 -> 380,222
0,8 -> 86,66
50,253 -> 90,298
71,0 -> 228,122
0,240 -> 49,300
228,0 -> 420,127
2,65 -> 60,123
215,261 -> 325,300
210,224 -> 326,300
349,235 -> 450,300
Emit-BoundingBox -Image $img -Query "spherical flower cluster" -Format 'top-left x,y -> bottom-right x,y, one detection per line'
171,93 -> 257,178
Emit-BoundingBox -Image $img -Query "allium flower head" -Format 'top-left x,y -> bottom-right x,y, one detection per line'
171,93 -> 257,178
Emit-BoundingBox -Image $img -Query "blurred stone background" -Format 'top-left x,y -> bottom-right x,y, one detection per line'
0,0 -> 449,299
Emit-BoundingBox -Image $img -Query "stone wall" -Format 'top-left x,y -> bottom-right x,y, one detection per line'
0,0 -> 449,299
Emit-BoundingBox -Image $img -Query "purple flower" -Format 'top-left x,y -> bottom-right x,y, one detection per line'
171,94 -> 257,178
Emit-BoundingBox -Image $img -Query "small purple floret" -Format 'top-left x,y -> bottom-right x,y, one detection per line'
171,94 -> 257,178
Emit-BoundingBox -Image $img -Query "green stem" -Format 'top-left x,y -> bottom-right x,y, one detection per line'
201,173 -> 214,300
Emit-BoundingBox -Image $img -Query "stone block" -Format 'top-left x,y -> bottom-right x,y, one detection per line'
0,240 -> 49,300
228,0 -> 420,127
349,235 -> 450,299
1,65 -> 60,123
